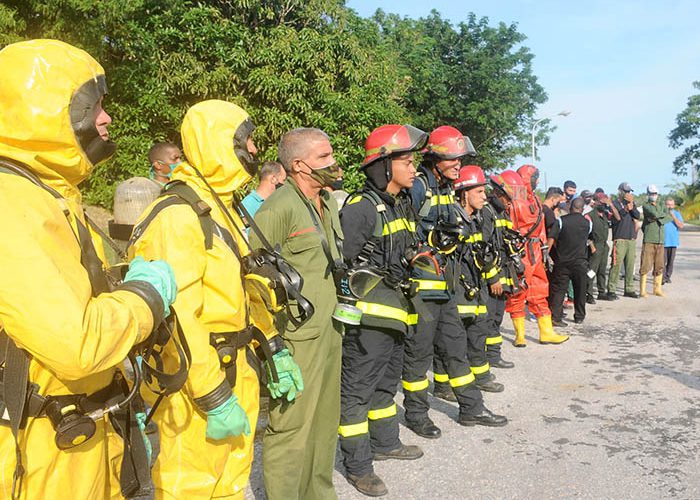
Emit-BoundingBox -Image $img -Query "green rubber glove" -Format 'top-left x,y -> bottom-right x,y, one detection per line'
266,348 -> 304,402
124,256 -> 177,316
135,412 -> 152,465
205,394 -> 251,440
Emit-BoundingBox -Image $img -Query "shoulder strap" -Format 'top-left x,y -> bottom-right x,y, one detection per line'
360,189 -> 387,239
415,174 -> 433,218
128,180 -> 218,251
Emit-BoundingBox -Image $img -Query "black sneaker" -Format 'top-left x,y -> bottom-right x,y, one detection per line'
624,291 -> 639,298
606,292 -> 620,301
586,295 -> 596,305
552,318 -> 568,327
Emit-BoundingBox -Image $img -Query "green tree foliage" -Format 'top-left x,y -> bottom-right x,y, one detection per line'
372,10 -> 548,170
669,81 -> 700,177
0,1 -> 548,205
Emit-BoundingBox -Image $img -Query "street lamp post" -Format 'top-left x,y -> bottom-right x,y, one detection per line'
531,110 -> 571,164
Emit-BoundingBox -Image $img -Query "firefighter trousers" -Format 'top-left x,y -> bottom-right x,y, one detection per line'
403,297 -> 484,423
434,311 -> 491,387
484,293 -> 506,363
339,325 -> 404,476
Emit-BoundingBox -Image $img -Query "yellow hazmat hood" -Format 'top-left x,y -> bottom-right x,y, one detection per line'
0,39 -> 111,200
178,100 -> 255,195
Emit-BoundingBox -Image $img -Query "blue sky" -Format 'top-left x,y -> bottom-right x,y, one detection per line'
347,0 -> 700,195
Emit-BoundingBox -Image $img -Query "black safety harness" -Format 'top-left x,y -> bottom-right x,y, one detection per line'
0,158 -> 189,499
127,177 -> 290,389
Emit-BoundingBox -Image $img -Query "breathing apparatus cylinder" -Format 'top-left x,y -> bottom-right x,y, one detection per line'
110,177 -> 161,241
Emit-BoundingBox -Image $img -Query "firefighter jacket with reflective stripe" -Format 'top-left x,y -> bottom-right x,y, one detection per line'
408,165 -> 459,301
483,195 -> 518,295
340,184 -> 418,334
454,210 -> 488,320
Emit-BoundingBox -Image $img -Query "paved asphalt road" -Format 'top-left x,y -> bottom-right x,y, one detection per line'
247,229 -> 700,500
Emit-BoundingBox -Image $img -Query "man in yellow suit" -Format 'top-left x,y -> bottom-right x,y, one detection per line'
0,39 -> 176,499
129,99 -> 303,498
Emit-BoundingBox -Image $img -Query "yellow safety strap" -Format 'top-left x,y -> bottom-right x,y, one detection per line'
338,421 -> 369,437
460,233 -> 483,243
495,219 -> 513,228
499,276 -> 514,286
381,218 -> 416,236
367,403 -> 397,421
356,301 -> 418,325
411,279 -> 447,291
433,373 -> 449,383
346,195 -> 363,205
471,363 -> 490,375
449,372 -> 476,388
430,194 -> 454,206
457,305 -> 487,315
402,378 -> 430,392
485,335 -> 503,345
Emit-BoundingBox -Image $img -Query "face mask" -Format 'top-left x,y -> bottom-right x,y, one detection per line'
565,192 -> 574,201
150,161 -> 181,181
330,178 -> 344,191
648,194 -> 658,202
274,180 -> 285,190
306,162 -> 340,187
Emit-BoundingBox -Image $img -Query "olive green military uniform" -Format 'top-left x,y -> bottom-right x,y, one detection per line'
251,177 -> 343,500
640,202 -> 670,277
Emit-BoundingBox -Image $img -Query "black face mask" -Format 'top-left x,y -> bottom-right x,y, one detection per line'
565,192 -> 574,201
274,181 -> 285,190
70,75 -> 116,166
330,178 -> 344,191
233,118 -> 259,176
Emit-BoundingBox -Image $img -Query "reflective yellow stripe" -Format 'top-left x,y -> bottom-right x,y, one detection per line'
347,195 -> 362,205
412,279 -> 447,291
381,218 -> 416,235
495,219 -> 512,228
485,335 -> 503,345
481,266 -> 499,279
449,373 -> 476,387
431,194 -> 454,206
499,276 -> 514,286
367,403 -> 397,420
471,363 -> 490,375
433,372 -> 449,383
402,378 -> 429,392
460,233 -> 483,243
338,421 -> 368,437
457,305 -> 487,315
356,301 -> 418,325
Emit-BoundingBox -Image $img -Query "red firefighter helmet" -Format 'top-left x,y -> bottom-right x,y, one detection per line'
490,169 -> 527,201
424,126 -> 477,160
516,164 -> 539,192
454,164 -> 487,191
361,124 -> 428,168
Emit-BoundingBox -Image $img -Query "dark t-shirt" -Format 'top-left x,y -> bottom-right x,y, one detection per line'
543,204 -> 559,240
553,213 -> 591,263
611,198 -> 640,240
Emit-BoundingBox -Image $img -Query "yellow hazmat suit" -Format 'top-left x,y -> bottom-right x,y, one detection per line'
129,100 -> 266,498
0,40 -> 156,499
